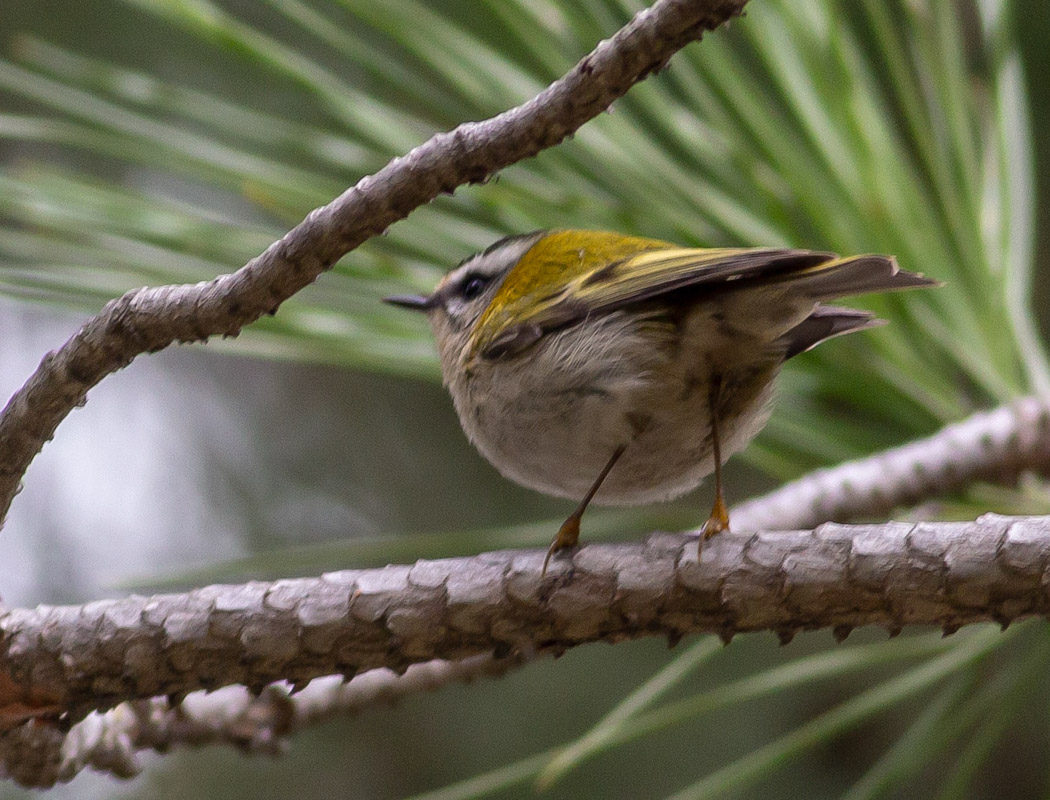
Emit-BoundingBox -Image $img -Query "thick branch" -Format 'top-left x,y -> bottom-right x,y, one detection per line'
12,392 -> 1050,786
0,0 -> 747,526
1,515 -> 1046,724
733,395 -> 1050,531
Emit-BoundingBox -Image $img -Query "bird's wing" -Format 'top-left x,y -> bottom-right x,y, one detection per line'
477,246 -> 935,359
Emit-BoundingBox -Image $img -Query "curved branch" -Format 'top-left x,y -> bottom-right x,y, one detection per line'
733,394 -> 1050,532
0,0 -> 749,526
1,515 -> 1045,722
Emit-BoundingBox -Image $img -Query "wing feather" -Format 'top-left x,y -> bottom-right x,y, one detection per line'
529,248 -> 833,330
472,235 -> 935,360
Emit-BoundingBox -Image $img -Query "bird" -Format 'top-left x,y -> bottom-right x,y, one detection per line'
385,229 -> 938,573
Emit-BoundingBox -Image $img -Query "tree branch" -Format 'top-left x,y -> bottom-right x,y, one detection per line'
0,654 -> 524,787
2,514 -> 1045,729
7,391 -> 1049,786
6,386 -> 1050,783
733,394 -> 1050,531
0,0 -> 747,527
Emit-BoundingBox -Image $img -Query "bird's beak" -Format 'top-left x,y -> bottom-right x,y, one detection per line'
383,293 -> 438,312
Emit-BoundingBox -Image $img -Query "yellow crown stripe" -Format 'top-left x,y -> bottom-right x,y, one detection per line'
474,230 -> 671,341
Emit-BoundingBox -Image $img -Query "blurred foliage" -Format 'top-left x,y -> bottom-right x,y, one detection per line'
1,0 -> 1049,798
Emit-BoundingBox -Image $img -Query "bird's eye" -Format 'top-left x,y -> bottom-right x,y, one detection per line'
460,274 -> 489,300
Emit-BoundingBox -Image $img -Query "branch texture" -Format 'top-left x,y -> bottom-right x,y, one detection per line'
0,0 -> 747,526
10,392 -> 1049,786
732,395 -> 1050,531
0,654 -> 521,787
2,515 -> 1046,725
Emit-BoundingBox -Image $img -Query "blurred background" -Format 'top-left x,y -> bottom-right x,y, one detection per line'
1,0 -> 1049,797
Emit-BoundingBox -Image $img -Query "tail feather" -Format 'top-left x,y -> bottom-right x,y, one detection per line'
780,305 -> 885,359
785,255 -> 940,301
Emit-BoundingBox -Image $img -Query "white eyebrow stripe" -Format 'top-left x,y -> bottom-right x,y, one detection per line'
440,232 -> 545,291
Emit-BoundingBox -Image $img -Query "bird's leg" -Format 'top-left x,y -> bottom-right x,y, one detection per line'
543,444 -> 627,576
700,375 -> 730,554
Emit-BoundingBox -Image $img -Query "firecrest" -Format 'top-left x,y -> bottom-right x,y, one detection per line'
385,230 -> 937,573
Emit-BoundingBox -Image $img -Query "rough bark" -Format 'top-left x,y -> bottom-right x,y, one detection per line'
0,0 -> 748,526
2,514 -> 1046,731
732,394 -> 1050,531
8,384 -> 1050,787
0,654 -> 521,787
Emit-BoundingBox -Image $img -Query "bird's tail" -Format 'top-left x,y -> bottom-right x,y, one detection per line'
779,305 -> 884,359
784,254 -> 940,301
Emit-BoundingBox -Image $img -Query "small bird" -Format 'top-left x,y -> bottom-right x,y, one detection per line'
385,230 -> 937,573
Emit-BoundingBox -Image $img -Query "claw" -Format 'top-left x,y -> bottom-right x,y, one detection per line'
542,514 -> 581,576
701,495 -> 730,539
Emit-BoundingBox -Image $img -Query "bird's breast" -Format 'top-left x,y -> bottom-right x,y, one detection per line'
443,303 -> 787,505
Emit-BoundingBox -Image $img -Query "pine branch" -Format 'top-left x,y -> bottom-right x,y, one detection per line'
5,391 -> 1050,785
2,515 -> 1044,723
0,388 -> 1043,786
733,394 -> 1050,531
0,0 -> 748,527
6,388 -> 1050,785
0,511 -> 1043,784
0,654 -> 522,787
